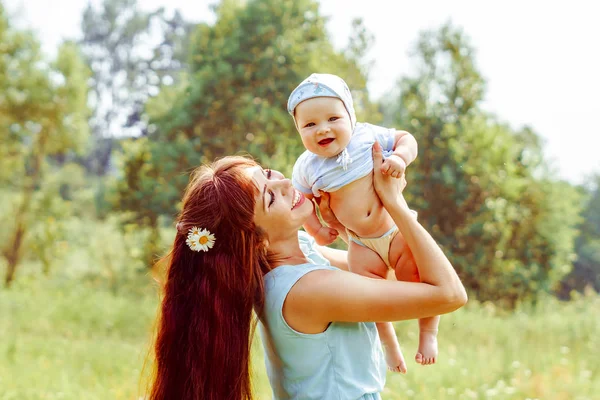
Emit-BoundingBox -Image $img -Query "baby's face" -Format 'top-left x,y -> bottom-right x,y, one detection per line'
294,97 -> 353,158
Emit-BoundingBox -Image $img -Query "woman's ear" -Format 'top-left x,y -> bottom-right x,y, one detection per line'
255,226 -> 270,248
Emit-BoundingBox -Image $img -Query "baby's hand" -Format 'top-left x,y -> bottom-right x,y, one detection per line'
314,226 -> 339,246
380,154 -> 406,179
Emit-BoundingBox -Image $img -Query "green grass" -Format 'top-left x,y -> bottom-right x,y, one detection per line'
1,276 -> 598,400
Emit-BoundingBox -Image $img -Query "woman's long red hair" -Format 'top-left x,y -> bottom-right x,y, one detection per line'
148,156 -> 272,400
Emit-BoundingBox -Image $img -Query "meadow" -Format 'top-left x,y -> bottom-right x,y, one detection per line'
1,272 -> 598,400
2,1 -> 599,398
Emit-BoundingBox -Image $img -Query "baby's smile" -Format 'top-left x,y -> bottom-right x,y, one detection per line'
318,138 -> 334,146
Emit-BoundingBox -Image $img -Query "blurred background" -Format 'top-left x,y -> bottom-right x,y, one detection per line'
1,0 -> 599,399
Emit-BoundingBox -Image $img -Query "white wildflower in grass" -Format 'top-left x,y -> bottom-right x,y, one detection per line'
505,387 -> 517,395
511,360 -> 521,369
580,370 -> 592,379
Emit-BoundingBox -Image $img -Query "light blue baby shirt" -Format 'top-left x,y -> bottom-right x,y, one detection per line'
292,122 -> 396,197
259,231 -> 386,400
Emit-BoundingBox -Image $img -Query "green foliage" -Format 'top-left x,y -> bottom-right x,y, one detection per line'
0,5 -> 91,285
558,175 -> 600,297
116,0 -> 375,223
24,166 -> 84,275
385,23 -> 583,307
79,0 -> 192,175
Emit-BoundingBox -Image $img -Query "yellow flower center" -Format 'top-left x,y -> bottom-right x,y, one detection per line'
199,236 -> 209,245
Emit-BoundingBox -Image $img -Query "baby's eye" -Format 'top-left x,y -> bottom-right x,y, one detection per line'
329,117 -> 339,122
304,122 -> 315,128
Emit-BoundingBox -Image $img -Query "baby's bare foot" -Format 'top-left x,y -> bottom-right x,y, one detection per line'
384,344 -> 407,374
415,329 -> 438,366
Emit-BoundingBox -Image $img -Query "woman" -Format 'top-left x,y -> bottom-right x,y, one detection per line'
148,143 -> 467,400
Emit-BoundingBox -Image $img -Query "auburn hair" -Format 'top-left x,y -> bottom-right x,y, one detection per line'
148,156 -> 273,400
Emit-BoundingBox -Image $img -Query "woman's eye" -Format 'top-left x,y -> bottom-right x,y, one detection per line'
268,190 -> 275,207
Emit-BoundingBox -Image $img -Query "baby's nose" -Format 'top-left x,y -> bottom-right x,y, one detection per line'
317,125 -> 329,134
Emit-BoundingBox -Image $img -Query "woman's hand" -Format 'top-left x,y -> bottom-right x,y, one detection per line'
372,142 -> 408,209
316,191 -> 348,243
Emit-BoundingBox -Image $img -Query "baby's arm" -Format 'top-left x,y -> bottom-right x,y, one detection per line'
380,130 -> 418,178
303,193 -> 339,246
393,130 -> 418,166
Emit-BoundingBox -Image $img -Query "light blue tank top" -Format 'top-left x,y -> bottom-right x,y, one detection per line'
258,232 -> 386,400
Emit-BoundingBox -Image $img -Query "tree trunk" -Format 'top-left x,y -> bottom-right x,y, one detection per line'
4,191 -> 30,287
3,129 -> 48,287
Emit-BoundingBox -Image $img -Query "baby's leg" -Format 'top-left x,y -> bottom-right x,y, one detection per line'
416,316 -> 440,365
389,231 -> 440,366
348,240 -> 407,374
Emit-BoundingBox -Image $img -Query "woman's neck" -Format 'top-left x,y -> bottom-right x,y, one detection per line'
268,234 -> 309,268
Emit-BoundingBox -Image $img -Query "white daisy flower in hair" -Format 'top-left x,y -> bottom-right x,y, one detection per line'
186,227 -> 216,252
188,226 -> 201,237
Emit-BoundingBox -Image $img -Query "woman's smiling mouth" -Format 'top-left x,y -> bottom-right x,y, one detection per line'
291,190 -> 305,209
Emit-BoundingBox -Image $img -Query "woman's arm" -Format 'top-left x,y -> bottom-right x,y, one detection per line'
372,141 -> 465,299
316,246 -> 349,271
284,142 -> 467,332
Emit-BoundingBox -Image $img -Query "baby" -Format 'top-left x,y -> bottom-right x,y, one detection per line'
288,73 -> 440,373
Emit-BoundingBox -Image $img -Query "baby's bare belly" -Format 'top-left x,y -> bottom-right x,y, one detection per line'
328,174 -> 395,238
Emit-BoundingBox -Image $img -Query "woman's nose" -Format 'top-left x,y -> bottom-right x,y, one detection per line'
271,169 -> 285,179
273,178 -> 292,190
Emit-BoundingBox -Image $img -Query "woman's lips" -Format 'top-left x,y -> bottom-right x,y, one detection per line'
292,192 -> 306,210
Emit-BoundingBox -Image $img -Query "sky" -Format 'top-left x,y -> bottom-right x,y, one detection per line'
5,0 -> 600,184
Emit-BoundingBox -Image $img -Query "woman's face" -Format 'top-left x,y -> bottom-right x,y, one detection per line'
246,166 -> 313,242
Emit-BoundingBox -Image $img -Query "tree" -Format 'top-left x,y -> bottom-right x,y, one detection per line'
79,0 -> 192,175
384,23 -> 582,306
114,0 -> 376,266
558,175 -> 600,297
0,5 -> 90,286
